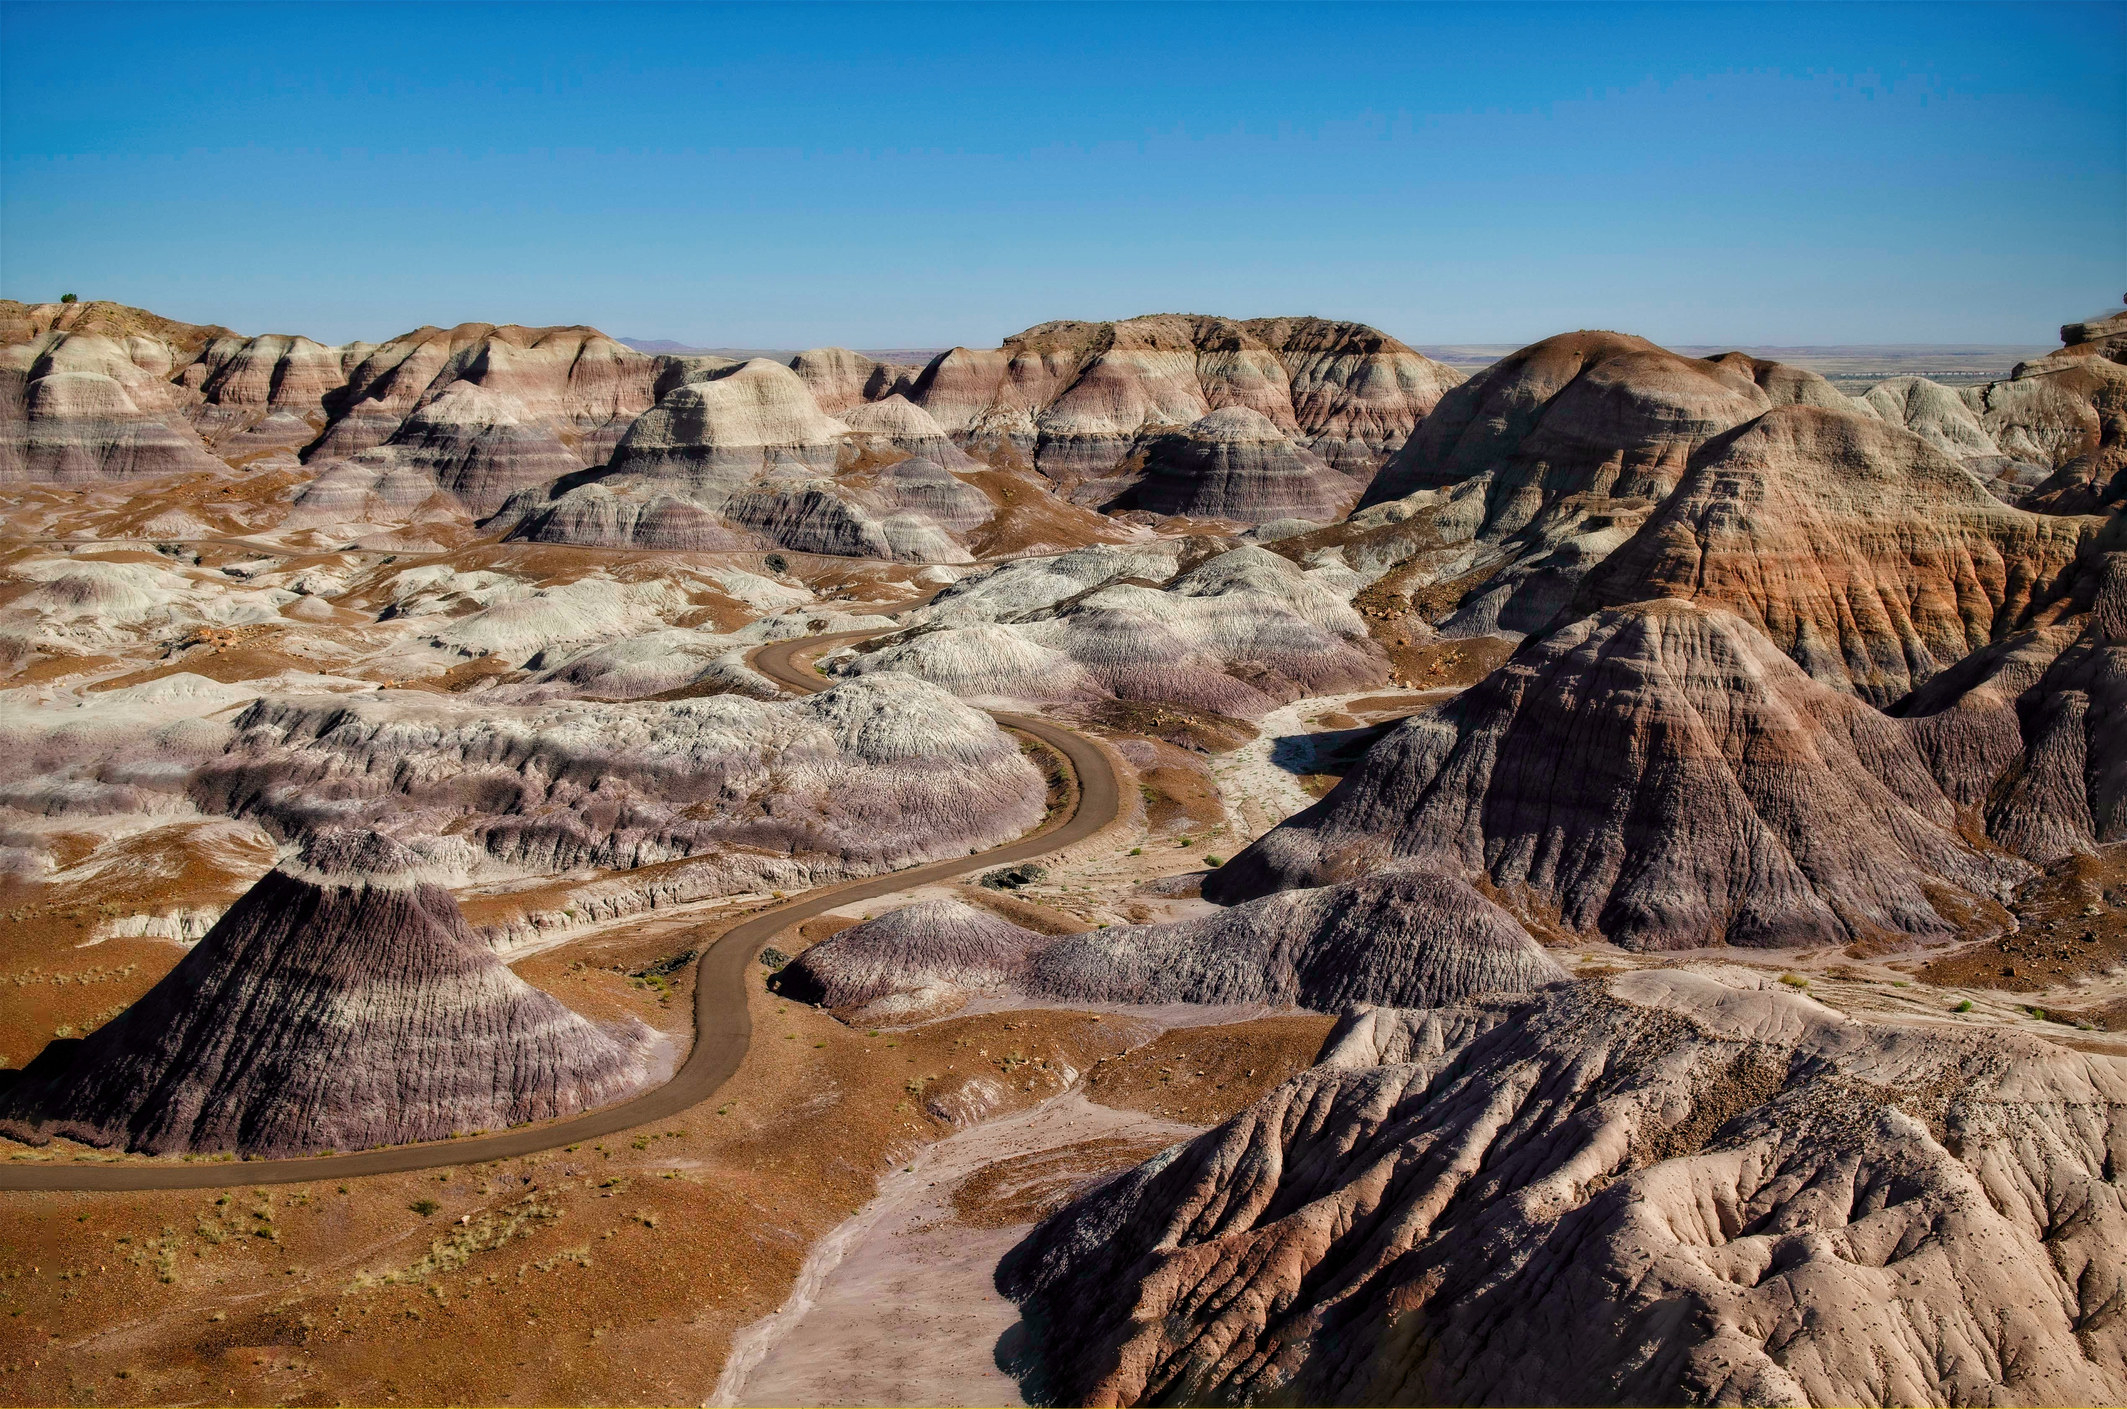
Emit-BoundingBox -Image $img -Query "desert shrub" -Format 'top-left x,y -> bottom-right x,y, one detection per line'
980,862 -> 1046,891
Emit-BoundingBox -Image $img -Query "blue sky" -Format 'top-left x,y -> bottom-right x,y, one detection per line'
2,2 -> 2122,348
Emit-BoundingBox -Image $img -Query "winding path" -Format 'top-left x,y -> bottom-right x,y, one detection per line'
0,633 -> 1121,1192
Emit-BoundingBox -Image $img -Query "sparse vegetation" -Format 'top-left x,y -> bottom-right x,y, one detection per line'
409,1198 -> 440,1217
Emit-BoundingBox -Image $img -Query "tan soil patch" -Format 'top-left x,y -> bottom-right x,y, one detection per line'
0,983 -> 1142,1408
1916,845 -> 2127,1002
1070,698 -> 1257,755
1081,1014 -> 1338,1125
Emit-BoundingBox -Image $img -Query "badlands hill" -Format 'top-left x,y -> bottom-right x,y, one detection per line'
910,312 -> 1463,489
1207,600 -> 2032,950
1002,970 -> 2127,1407
7,299 -> 1449,566
0,830 -> 655,1156
780,871 -> 1566,1019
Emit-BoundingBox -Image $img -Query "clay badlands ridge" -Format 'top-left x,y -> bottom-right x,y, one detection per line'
0,295 -> 2122,1406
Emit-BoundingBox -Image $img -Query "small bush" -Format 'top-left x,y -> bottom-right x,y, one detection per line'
1203,855 -> 1224,868
1129,848 -> 1142,857
1954,999 -> 1974,1013
1779,974 -> 1809,989
410,1199 -> 441,1217
59,292 -> 78,304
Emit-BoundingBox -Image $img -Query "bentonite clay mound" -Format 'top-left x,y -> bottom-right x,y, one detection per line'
771,898 -> 1053,1016
0,328 -> 228,483
190,673 -> 1048,892
834,541 -> 1386,718
780,871 -> 1567,1017
999,968 -> 2127,1408
0,830 -> 655,1157
1210,599 -> 2030,951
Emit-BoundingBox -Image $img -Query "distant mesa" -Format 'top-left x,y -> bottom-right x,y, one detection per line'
0,829 -> 655,1157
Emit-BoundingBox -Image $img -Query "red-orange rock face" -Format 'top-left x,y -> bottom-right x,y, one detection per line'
1580,403 -> 2098,704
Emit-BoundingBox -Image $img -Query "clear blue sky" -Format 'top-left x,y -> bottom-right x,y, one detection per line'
3,2 -> 2122,349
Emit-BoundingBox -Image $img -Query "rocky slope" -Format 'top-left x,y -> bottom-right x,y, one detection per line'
0,829 -> 655,1156
1895,513 -> 2126,862
1210,600 -> 2030,951
781,870 -> 1566,1019
1000,968 -> 2127,1407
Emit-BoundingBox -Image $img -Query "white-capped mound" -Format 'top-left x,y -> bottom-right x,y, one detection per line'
1119,406 -> 1359,523
781,871 -> 1564,1015
833,542 -> 1383,716
609,359 -> 850,466
842,393 -> 951,442
776,899 -> 1049,1009
844,394 -> 980,470
191,673 -> 1047,889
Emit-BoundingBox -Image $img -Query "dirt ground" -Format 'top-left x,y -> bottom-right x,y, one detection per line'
714,1015 -> 1336,1409
0,925 -> 1153,1406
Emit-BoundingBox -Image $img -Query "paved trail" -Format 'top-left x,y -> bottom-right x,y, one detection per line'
0,631 -> 1120,1192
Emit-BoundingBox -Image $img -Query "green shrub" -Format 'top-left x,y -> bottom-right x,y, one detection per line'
59,292 -> 78,304
1954,999 -> 1974,1013
410,1198 -> 441,1217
